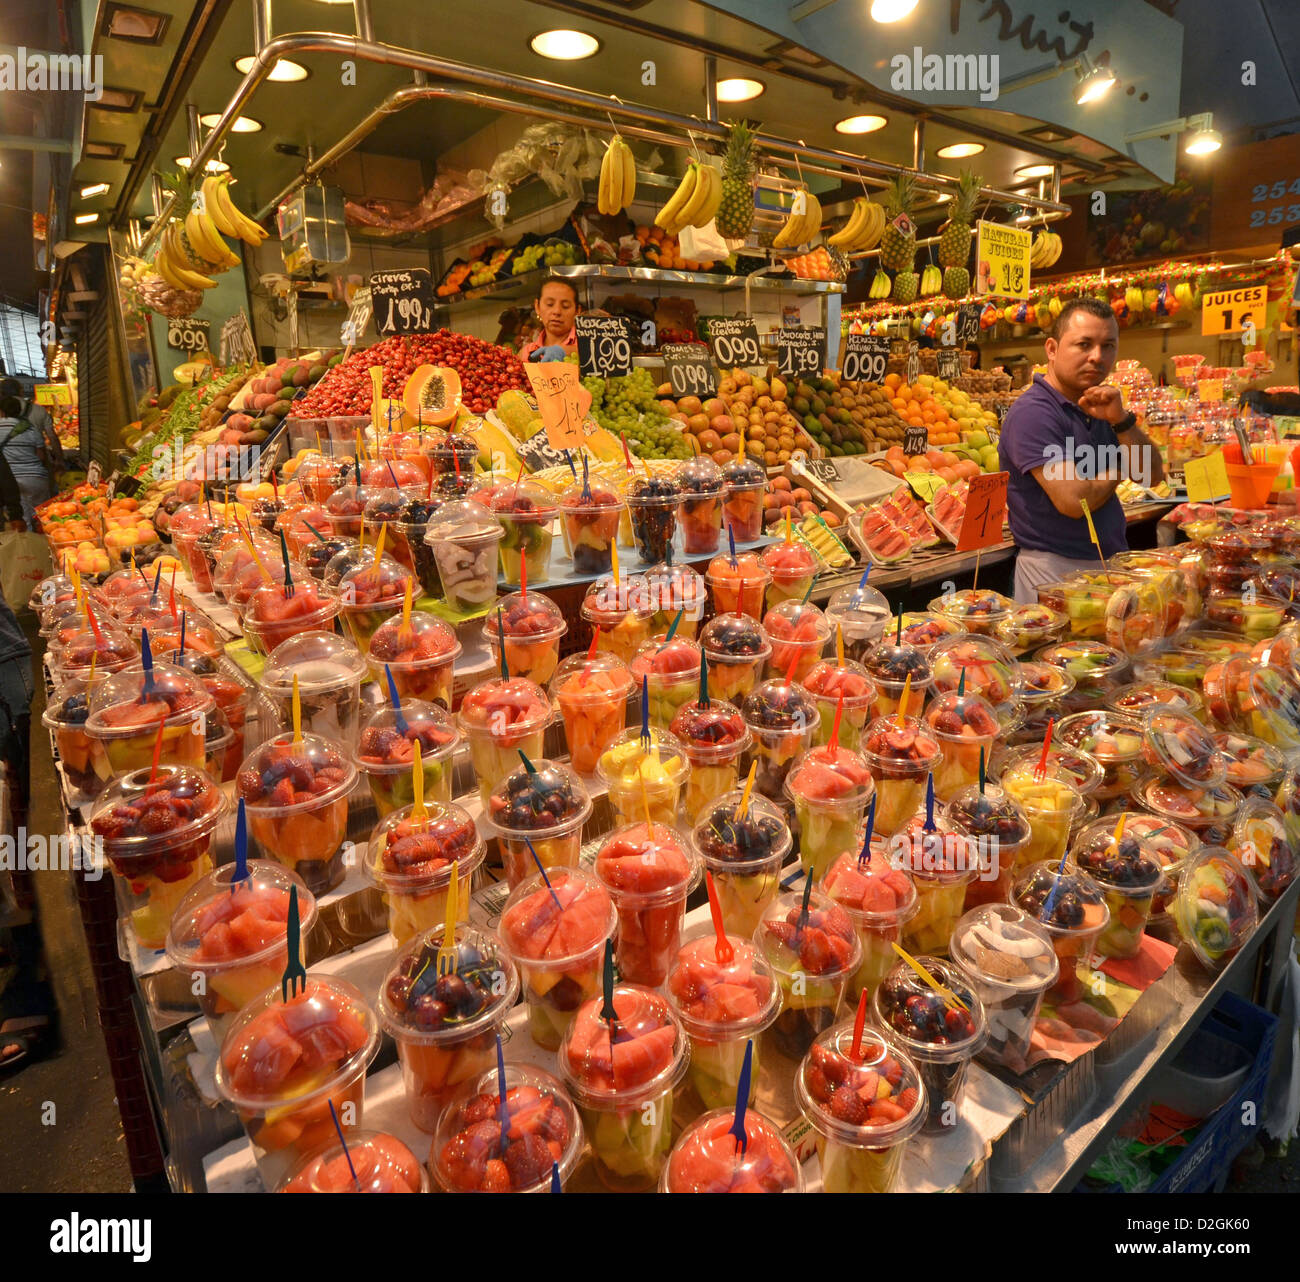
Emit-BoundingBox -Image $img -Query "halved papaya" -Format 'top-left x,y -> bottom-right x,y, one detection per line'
403,364 -> 461,428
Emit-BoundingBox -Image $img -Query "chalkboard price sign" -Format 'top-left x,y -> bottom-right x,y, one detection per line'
776,326 -> 826,380
906,341 -> 920,386
370,269 -> 434,335
167,317 -> 210,353
841,333 -> 890,385
575,315 -> 634,378
707,316 -> 762,370
903,424 -> 929,455
957,304 -> 981,344
936,349 -> 962,381
660,343 -> 717,398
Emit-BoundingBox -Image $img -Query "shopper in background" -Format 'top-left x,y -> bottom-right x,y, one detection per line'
999,298 -> 1163,603
0,380 -> 63,480
0,396 -> 56,531
520,276 -> 581,362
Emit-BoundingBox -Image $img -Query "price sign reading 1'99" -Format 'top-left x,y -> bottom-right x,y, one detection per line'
707,316 -> 762,370
575,315 -> 634,378
841,333 -> 890,385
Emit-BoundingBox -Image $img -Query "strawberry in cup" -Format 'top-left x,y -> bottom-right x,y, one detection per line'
457,677 -> 552,807
337,552 -> 414,652
355,700 -> 459,815
368,609 -> 461,709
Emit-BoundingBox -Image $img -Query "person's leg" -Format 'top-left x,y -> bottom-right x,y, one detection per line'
15,475 -> 49,531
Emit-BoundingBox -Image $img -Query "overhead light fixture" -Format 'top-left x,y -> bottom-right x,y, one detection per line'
1014,163 -> 1055,180
529,29 -> 600,60
1184,124 -> 1222,155
870,0 -> 919,21
1074,55 -> 1116,105
175,156 -> 230,173
716,77 -> 765,102
936,142 -> 984,159
1015,209 -> 1033,224
74,213 -> 99,225
199,113 -> 263,132
80,183 -> 111,198
234,55 -> 309,81
835,114 -> 887,135
1124,111 -> 1221,157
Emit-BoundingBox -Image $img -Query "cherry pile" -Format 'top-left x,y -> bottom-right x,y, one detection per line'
290,331 -> 527,418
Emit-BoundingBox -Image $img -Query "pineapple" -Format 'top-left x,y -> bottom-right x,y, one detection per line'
715,119 -> 756,240
939,169 -> 980,298
893,270 -> 919,303
878,173 -> 917,272
942,266 -> 971,299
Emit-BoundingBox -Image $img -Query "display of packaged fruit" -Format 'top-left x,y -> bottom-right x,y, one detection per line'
1141,706 -> 1227,790
820,847 -> 918,1005
670,696 -> 752,826
235,732 -> 357,894
1011,861 -> 1109,1004
1069,823 -> 1163,959
626,473 -> 682,564
596,725 -> 689,828
630,635 -> 703,730
823,582 -> 891,664
260,631 -> 367,746
860,716 -> 941,837
940,782 -> 1031,909
378,924 -> 518,1132
456,677 -> 552,807
367,610 -> 460,708
854,502 -> 916,565
1211,731 -> 1284,795
1226,798 -> 1295,901
640,559 -> 707,639
677,456 -> 725,556
90,764 -> 227,949
431,1064 -> 583,1193
491,481 -> 558,586
1171,847 -> 1259,972
366,800 -> 484,945
880,487 -> 940,550
760,539 -> 818,609
484,591 -> 566,686
784,744 -> 875,882
796,1022 -> 926,1192
43,676 -> 101,802
214,977 -> 380,1189
741,678 -> 821,806
487,757 -> 593,889
167,860 -> 316,1038
662,1106 -> 801,1193
699,611 -> 771,704
721,458 -> 767,544
581,576 -> 655,664
756,888 -> 861,1059
706,549 -> 770,622
337,553 -> 414,651
691,791 -> 791,938
927,478 -> 971,545
244,577 -> 341,658
1106,680 -> 1204,720
996,603 -> 1068,654
561,483 -> 622,576
921,689 -> 1000,803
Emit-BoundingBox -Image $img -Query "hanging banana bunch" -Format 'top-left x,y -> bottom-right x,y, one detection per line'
1030,228 -> 1062,269
597,136 -> 637,215
827,196 -> 886,252
772,188 -> 822,249
654,160 -> 721,234
150,172 -> 265,294
202,174 -> 266,246
869,270 -> 892,300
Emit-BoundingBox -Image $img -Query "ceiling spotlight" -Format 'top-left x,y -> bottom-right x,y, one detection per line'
870,0 -> 920,21
1015,209 -> 1033,224
1015,163 -> 1055,180
1184,126 -> 1222,155
199,113 -> 263,132
175,156 -> 230,173
528,29 -> 600,60
835,114 -> 887,134
716,78 -> 765,102
80,183 -> 111,198
234,55 -> 308,80
1074,55 -> 1116,105
74,213 -> 99,225
936,142 -> 985,159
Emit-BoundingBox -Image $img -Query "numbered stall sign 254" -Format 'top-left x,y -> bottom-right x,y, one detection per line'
707,317 -> 762,371
576,315 -> 634,379
167,317 -> 210,353
841,333 -> 889,385
777,326 -> 826,380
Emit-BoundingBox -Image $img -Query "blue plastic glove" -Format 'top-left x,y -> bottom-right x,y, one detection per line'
528,344 -> 567,363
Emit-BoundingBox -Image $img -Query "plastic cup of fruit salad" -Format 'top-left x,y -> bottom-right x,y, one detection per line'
42,676 -> 101,803
626,475 -> 681,564
84,660 -> 216,782
763,540 -> 819,608
670,697 -> 752,827
997,761 -> 1083,873
547,651 -> 632,775
662,1105 -> 801,1193
214,976 -> 380,1190
1213,731 -> 1286,796
922,689 -> 1001,803
1011,861 -> 1110,1004
560,484 -> 623,577
873,955 -> 986,1136
324,481 -> 383,540
558,982 -> 689,1191
278,502 -> 336,562
50,621 -> 137,683
995,604 -> 1068,654
891,818 -> 978,957
354,700 -> 460,816
862,641 -> 933,724
820,846 -> 919,1005
490,482 -> 558,588
677,457 -> 725,556
278,1129 -> 428,1193
939,782 -> 1032,910
1006,661 -> 1076,748
762,600 -> 830,685
796,1021 -> 926,1192
692,791 -> 791,938
166,859 -> 317,1039
365,801 -> 484,946
1227,798 -> 1295,901
378,923 -> 519,1133
755,888 -> 862,1061
366,610 -> 461,709
1132,774 -> 1245,846
337,554 -> 413,652
500,866 -> 617,1051
1068,826 -> 1164,960
740,678 -> 821,807
629,635 -> 701,731
361,488 -> 419,573
487,758 -> 592,890
236,731 -> 358,896
1106,680 -> 1205,722
456,676 -> 552,808
664,926 -> 780,1112
699,611 -> 771,705
1171,847 -> 1260,973
89,764 -> 227,950
1141,706 -> 1228,792
581,577 -> 655,664
860,715 -> 941,837
485,590 -> 567,686
596,725 -> 689,828
949,904 -> 1057,1071
784,744 -> 875,882
244,579 -> 341,658
928,588 -> 1013,637
1054,710 -> 1145,802
824,583 -> 891,665
430,1063 -> 584,1193
801,659 -> 877,754
260,631 -> 368,747
422,500 -> 502,610
706,551 -> 771,623
720,458 -> 766,542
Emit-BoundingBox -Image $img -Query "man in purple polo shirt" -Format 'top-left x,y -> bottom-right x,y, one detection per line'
998,297 -> 1163,603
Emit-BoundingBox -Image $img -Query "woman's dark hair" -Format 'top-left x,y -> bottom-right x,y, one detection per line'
0,397 -> 22,418
538,276 -> 579,304
1052,296 -> 1117,340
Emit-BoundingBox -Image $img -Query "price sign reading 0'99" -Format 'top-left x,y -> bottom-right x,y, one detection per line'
660,344 -> 716,399
575,315 -> 634,379
776,326 -> 826,380
707,316 -> 762,370
840,333 -> 890,385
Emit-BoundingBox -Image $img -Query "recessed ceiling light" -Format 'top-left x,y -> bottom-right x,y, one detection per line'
74,213 -> 99,225
198,113 -> 263,132
175,156 -> 230,173
936,142 -> 985,158
80,183 -> 111,198
835,114 -> 887,135
234,55 -> 309,81
870,0 -> 919,20
529,30 -> 600,60
1184,127 -> 1222,155
1015,163 -> 1055,179
716,77 -> 765,102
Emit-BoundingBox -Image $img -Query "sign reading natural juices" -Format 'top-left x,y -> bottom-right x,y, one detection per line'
975,221 -> 1032,299
1201,283 -> 1267,335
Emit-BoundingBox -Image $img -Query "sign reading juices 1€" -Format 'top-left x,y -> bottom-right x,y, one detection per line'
974,220 -> 1032,300
1201,283 -> 1266,336
524,363 -> 594,451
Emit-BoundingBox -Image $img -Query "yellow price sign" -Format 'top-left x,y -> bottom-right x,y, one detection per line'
1197,379 -> 1224,403
974,220 -> 1032,300
903,472 -> 945,504
1202,283 -> 1266,336
1184,450 -> 1231,503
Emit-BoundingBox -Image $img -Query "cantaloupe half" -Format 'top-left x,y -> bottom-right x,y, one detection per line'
402,364 -> 461,428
